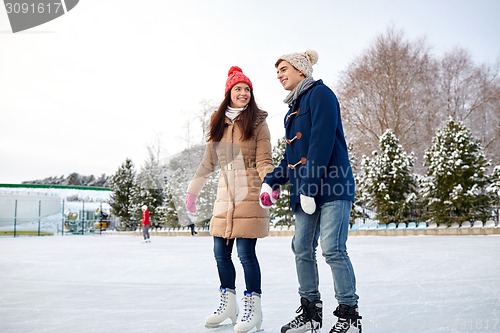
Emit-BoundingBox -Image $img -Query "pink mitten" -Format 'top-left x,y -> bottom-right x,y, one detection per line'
185,193 -> 197,213
260,192 -> 273,207
272,188 -> 280,200
260,183 -> 278,208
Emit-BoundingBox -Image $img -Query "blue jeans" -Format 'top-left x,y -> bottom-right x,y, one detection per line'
292,200 -> 358,306
142,225 -> 150,240
213,237 -> 262,294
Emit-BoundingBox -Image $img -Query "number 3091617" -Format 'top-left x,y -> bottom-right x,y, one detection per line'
5,2 -> 63,14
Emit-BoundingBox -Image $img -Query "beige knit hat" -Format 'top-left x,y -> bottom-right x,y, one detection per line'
275,49 -> 319,77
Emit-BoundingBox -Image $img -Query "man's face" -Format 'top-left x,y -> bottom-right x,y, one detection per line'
276,60 -> 305,91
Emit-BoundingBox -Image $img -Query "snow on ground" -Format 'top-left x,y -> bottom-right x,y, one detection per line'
0,234 -> 499,333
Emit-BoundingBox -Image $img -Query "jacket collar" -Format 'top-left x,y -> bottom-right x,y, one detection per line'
224,111 -> 268,128
290,79 -> 323,110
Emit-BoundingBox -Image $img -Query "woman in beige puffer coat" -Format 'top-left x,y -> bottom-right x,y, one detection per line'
185,67 -> 273,332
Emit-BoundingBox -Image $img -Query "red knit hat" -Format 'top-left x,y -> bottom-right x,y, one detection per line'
225,66 -> 253,95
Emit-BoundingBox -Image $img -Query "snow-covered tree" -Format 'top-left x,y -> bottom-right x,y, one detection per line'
24,173 -> 111,187
361,129 -> 417,224
133,147 -> 168,228
164,168 -> 187,227
348,143 -> 371,224
159,191 -> 179,228
129,185 -> 164,230
195,170 -> 218,228
137,146 -> 167,191
486,166 -> 500,224
421,118 -> 491,225
109,159 -> 137,230
163,144 -> 218,228
270,137 -> 294,226
486,165 -> 500,206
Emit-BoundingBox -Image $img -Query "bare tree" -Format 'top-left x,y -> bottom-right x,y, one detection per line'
337,26 -> 499,169
437,48 -> 500,165
198,99 -> 217,144
337,26 -> 439,165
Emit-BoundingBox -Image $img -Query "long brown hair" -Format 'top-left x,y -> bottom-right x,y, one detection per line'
207,91 -> 262,142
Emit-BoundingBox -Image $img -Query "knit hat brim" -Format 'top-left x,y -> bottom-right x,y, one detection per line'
276,50 -> 319,77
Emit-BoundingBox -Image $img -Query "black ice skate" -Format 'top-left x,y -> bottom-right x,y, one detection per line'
281,297 -> 322,333
329,304 -> 362,333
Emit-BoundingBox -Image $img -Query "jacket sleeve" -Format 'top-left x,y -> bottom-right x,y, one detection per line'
263,148 -> 289,188
187,142 -> 218,195
299,85 -> 339,197
255,121 -> 274,181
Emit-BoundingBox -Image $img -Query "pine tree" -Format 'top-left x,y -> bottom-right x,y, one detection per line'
134,149 -> 168,229
109,158 -> 137,230
164,168 -> 188,227
361,129 -> 417,224
196,170 -> 218,229
422,118 -> 491,225
163,144 -> 219,229
160,192 -> 179,228
348,143 -> 370,224
486,166 -> 500,206
486,166 -> 500,224
130,185 -> 164,230
270,137 -> 294,227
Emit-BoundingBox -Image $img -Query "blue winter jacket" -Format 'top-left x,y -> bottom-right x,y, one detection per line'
263,80 -> 355,211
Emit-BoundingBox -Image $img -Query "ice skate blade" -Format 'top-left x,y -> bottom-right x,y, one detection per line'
234,325 -> 264,333
204,323 -> 236,329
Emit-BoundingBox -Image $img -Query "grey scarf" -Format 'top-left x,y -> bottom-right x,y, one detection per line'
283,76 -> 315,106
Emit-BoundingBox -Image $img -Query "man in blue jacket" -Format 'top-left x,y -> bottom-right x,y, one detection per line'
260,50 -> 362,333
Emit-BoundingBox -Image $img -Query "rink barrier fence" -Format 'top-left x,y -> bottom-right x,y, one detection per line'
124,222 -> 500,237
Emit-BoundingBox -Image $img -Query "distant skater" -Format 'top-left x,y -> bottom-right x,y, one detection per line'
189,223 -> 198,236
141,205 -> 151,243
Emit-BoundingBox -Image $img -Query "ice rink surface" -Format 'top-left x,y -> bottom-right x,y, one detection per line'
0,234 -> 499,333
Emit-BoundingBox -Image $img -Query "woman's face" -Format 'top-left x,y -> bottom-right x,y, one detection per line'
229,83 -> 251,108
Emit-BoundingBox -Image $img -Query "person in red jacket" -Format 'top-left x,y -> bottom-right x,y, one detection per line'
141,205 -> 151,243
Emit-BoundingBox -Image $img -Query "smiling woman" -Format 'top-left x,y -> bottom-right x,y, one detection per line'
229,83 -> 251,109
185,66 -> 274,332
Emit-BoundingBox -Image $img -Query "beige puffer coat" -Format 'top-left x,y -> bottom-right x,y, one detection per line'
187,111 -> 274,239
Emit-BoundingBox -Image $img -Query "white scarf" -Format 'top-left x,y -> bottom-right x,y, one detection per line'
226,106 -> 245,121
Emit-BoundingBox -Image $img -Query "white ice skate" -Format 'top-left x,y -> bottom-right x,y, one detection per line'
205,287 -> 239,328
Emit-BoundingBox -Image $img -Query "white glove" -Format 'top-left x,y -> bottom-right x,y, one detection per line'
300,194 -> 316,214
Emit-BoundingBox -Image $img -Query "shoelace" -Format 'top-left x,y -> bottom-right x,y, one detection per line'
288,305 -> 319,333
240,294 -> 253,322
214,292 -> 228,314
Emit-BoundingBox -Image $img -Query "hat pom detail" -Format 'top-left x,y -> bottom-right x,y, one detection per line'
224,66 -> 252,95
228,66 -> 243,77
304,50 -> 319,65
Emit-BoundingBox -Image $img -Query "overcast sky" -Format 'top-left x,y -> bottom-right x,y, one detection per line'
1,0 -> 499,184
